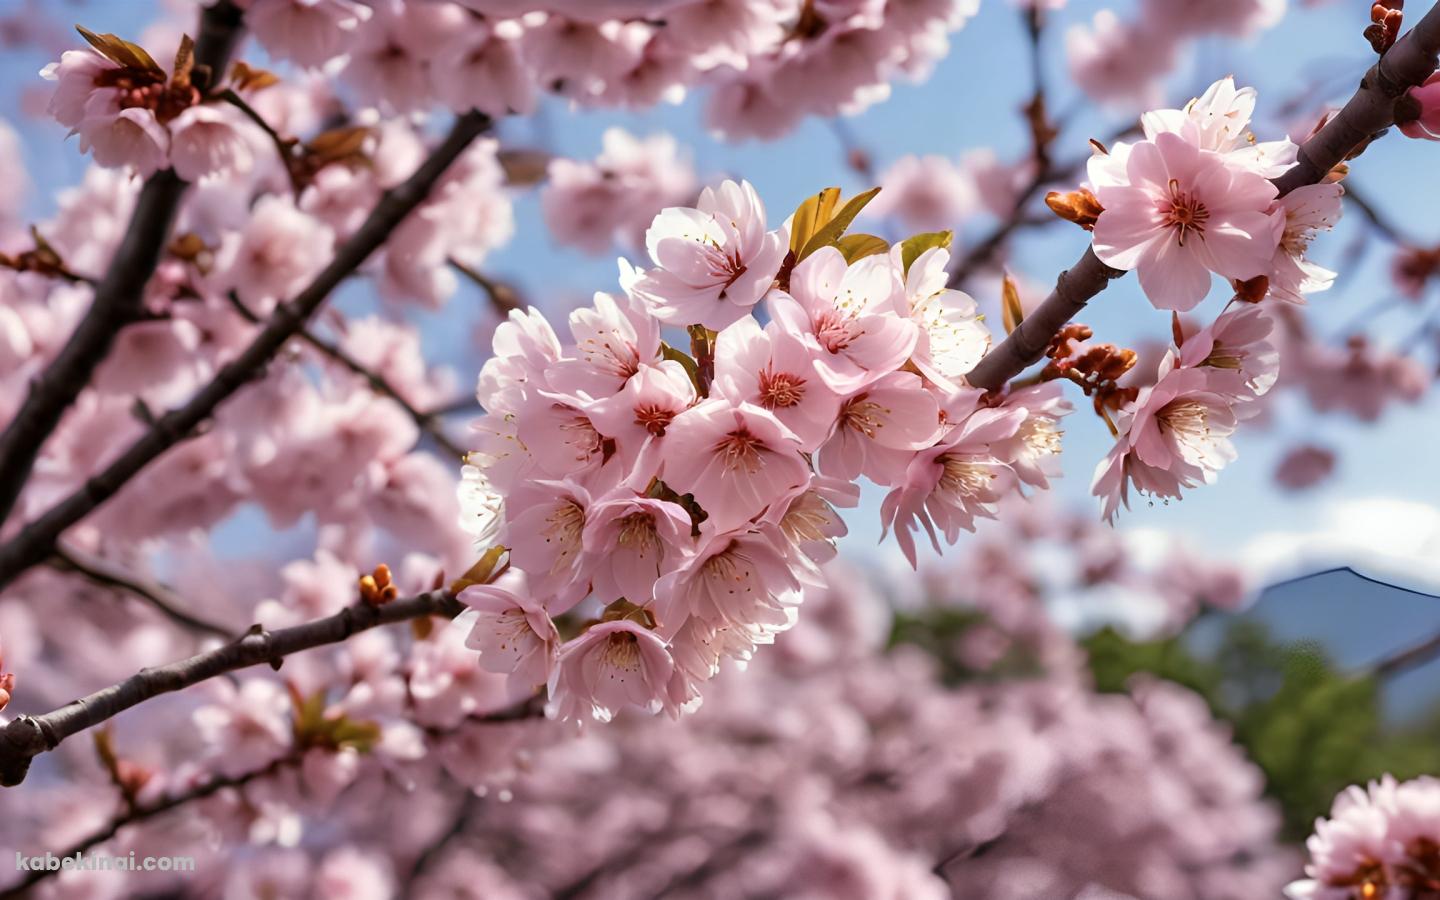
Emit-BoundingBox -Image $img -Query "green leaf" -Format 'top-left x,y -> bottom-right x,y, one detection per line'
835,233 -> 889,263
899,231 -> 954,275
788,188 -> 842,256
798,187 -> 881,261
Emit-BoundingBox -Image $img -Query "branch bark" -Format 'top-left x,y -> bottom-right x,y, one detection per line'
0,1 -> 245,527
50,542 -> 233,640
0,110 -> 492,593
0,590 -> 465,787
963,0 -> 1440,391
1,693 -> 539,897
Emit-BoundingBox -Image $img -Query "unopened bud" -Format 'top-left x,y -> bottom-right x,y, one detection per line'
1045,188 -> 1103,231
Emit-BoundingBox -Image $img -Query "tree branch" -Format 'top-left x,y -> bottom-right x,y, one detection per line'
225,293 -> 467,460
0,754 -> 299,899
49,542 -> 233,640
0,110 -> 492,593
1,691 -> 539,896
0,590 -> 466,788
963,0 -> 1440,391
0,1 -> 246,528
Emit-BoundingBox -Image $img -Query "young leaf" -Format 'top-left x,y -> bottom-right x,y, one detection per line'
899,230 -> 954,275
798,186 -> 881,260
75,25 -> 162,73
171,34 -> 195,90
449,545 -> 507,594
788,187 -> 841,256
1001,272 -> 1024,335
835,233 -> 889,263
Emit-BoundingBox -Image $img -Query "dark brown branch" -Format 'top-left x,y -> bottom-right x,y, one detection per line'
225,293 -> 467,460
964,0 -> 1440,391
0,590 -> 465,787
3,691 -> 539,897
0,1 -> 246,528
49,543 -> 233,640
0,111 -> 492,593
0,754 -> 299,899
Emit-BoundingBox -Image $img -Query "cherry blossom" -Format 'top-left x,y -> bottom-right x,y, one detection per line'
1089,131 -> 1283,311
632,179 -> 788,329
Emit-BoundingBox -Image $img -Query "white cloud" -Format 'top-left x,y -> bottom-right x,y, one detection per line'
1240,497 -> 1440,594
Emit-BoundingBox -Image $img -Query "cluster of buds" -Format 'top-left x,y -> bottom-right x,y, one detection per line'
358,563 -> 398,606
1039,323 -> 1139,422
1392,243 -> 1440,298
0,228 -> 83,284
1366,0 -> 1405,54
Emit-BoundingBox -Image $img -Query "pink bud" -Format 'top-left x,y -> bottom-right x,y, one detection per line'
1399,73 -> 1440,141
0,672 -> 14,712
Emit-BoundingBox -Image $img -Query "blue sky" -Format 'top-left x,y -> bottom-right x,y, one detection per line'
4,1 -> 1440,709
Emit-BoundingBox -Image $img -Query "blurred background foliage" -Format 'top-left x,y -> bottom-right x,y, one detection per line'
892,606 -> 1440,840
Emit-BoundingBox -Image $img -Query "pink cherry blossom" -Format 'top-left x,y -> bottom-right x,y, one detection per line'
654,529 -> 802,638
548,619 -> 677,723
1400,73 -> 1440,140
167,105 -> 254,182
1177,304 -> 1280,398
658,398 -> 811,534
769,247 -> 919,392
214,195 -> 335,312
547,291 -> 661,400
1091,358 -> 1252,522
77,103 -> 171,177
1274,444 -> 1336,492
582,492 -> 696,605
817,371 -> 941,484
457,570 -> 559,695
1268,182 -> 1343,304
898,245 -> 991,387
880,397 -> 1028,566
1089,131 -> 1283,311
502,479 -> 593,611
245,0 -> 372,69
587,361 -> 697,483
868,154 -> 977,232
632,179 -> 788,330
713,315 -> 843,452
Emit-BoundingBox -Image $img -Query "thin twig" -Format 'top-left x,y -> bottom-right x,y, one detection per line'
0,590 -> 466,787
1343,180 -> 1410,244
3,692 -> 542,896
0,754 -> 299,899
449,257 -> 521,315
0,1 -> 246,528
0,111 -> 493,593
225,293 -> 467,460
49,543 -> 233,640
963,0 -> 1440,391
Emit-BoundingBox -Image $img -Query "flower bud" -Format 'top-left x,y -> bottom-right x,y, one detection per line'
1044,188 -> 1103,230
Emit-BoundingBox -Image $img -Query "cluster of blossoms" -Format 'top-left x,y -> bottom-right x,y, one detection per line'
539,128 -> 697,255
420,569 -> 1294,900
0,558 -> 1295,899
460,178 -> 1076,722
1286,774 -> 1440,899
1067,0 -> 1284,108
43,30 -> 255,180
1078,77 -> 1345,516
235,0 -> 980,139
